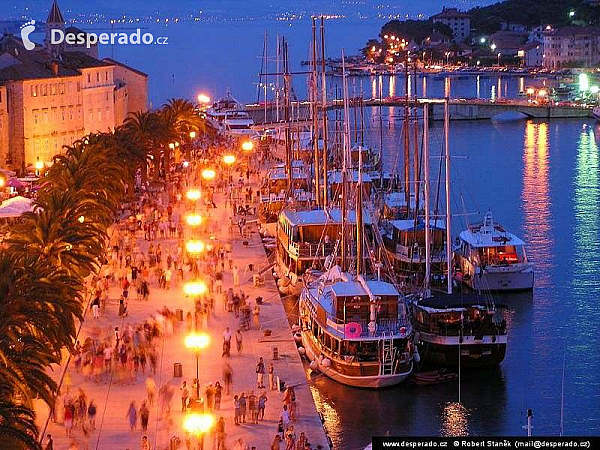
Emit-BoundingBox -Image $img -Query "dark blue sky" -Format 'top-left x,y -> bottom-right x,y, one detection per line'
1,0 -> 494,22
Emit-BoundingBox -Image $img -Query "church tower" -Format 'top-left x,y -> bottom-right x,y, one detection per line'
44,0 -> 65,57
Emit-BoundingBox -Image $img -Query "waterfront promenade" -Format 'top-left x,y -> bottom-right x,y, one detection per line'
34,171 -> 328,450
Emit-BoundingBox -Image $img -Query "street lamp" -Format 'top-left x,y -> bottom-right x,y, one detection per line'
490,43 -> 497,51
189,131 -> 197,140
241,140 -> 254,152
183,280 -> 207,297
35,158 -> 44,177
183,412 -> 214,444
197,93 -> 211,105
445,51 -> 450,66
201,168 -> 216,180
185,332 -> 210,400
186,213 -> 203,227
223,154 -> 236,165
186,188 -> 201,201
78,215 -> 85,223
497,52 -> 501,67
185,240 -> 205,255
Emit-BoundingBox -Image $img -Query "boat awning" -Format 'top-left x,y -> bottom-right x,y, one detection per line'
331,281 -> 366,298
390,219 -> 445,231
365,280 -> 399,297
281,208 -> 372,226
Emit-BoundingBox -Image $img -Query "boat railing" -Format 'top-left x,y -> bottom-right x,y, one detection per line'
290,241 -> 335,258
304,290 -> 410,339
393,243 -> 446,261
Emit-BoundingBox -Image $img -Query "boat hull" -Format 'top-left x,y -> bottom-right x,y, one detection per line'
465,268 -> 534,291
302,331 -> 412,388
416,332 -> 507,367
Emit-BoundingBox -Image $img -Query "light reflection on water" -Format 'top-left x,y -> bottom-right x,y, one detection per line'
439,402 -> 470,437
522,121 -> 553,287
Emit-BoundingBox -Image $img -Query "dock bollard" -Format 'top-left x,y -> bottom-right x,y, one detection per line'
173,362 -> 183,378
272,346 -> 279,360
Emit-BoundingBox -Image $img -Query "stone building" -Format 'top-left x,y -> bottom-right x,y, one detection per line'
431,8 -> 471,42
0,0 -> 147,174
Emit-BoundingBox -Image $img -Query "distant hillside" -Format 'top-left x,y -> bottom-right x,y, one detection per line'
469,0 -> 600,33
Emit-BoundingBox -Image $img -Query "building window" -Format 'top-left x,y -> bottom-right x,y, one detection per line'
61,107 -> 65,121
42,85 -> 48,96
32,85 -> 37,97
87,74 -> 91,83
105,71 -> 109,81
33,109 -> 39,125
59,83 -> 65,94
0,91 -> 2,103
98,109 -> 102,121
51,84 -> 57,95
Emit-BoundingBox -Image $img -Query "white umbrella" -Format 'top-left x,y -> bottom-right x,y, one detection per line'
0,196 -> 34,218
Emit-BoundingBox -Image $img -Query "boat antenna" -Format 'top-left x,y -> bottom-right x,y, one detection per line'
444,97 -> 452,295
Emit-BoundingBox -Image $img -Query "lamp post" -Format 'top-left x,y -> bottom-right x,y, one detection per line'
223,154 -> 236,182
186,212 -> 203,227
185,332 -> 210,399
188,131 -> 197,160
497,52 -> 501,67
35,158 -> 44,177
183,412 -> 214,448
186,188 -> 201,202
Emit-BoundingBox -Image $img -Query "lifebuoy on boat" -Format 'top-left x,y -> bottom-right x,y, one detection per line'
298,346 -> 306,355
294,332 -> 302,343
345,322 -> 362,338
309,360 -> 319,371
322,358 -> 332,368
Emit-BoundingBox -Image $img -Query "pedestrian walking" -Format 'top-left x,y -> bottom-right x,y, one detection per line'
146,377 -> 156,406
222,362 -> 233,395
271,435 -> 282,450
139,402 -> 150,432
216,416 -> 226,450
91,296 -> 100,319
239,392 -> 247,423
87,401 -> 97,430
256,357 -> 266,389
248,391 -> 258,424
214,382 -> 222,411
222,327 -> 232,357
269,362 -> 276,390
180,381 -> 189,412
258,391 -> 267,421
44,434 -> 54,450
126,401 -> 137,431
233,265 -> 239,286
141,435 -> 151,450
235,329 -> 243,354
234,395 -> 241,426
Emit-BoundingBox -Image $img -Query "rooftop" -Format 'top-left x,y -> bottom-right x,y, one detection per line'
431,8 -> 470,20
281,208 -> 373,226
103,57 -> 148,77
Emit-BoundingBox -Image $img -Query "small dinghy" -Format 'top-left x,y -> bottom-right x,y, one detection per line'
412,368 -> 458,385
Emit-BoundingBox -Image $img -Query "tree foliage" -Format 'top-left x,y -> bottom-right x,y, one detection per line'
0,98 -> 212,448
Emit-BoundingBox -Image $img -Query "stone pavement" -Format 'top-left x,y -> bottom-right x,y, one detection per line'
35,185 -> 328,450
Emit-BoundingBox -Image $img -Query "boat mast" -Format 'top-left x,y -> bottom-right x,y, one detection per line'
341,50 -> 351,271
423,101 -> 431,295
320,17 -> 329,208
403,56 -> 410,209
413,62 -> 420,216
311,17 -> 320,206
283,39 -> 293,193
356,140 -> 364,276
276,34 -> 280,123
444,97 -> 452,295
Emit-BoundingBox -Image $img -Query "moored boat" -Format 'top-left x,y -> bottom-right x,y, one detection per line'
454,211 -> 534,291
299,266 -> 415,388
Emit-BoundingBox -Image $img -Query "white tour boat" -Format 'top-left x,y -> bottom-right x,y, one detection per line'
454,211 -> 534,291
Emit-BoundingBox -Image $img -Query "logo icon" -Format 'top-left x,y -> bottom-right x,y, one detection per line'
20,20 -> 36,50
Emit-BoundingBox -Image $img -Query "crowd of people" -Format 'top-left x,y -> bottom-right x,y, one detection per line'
43,137 -> 325,450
